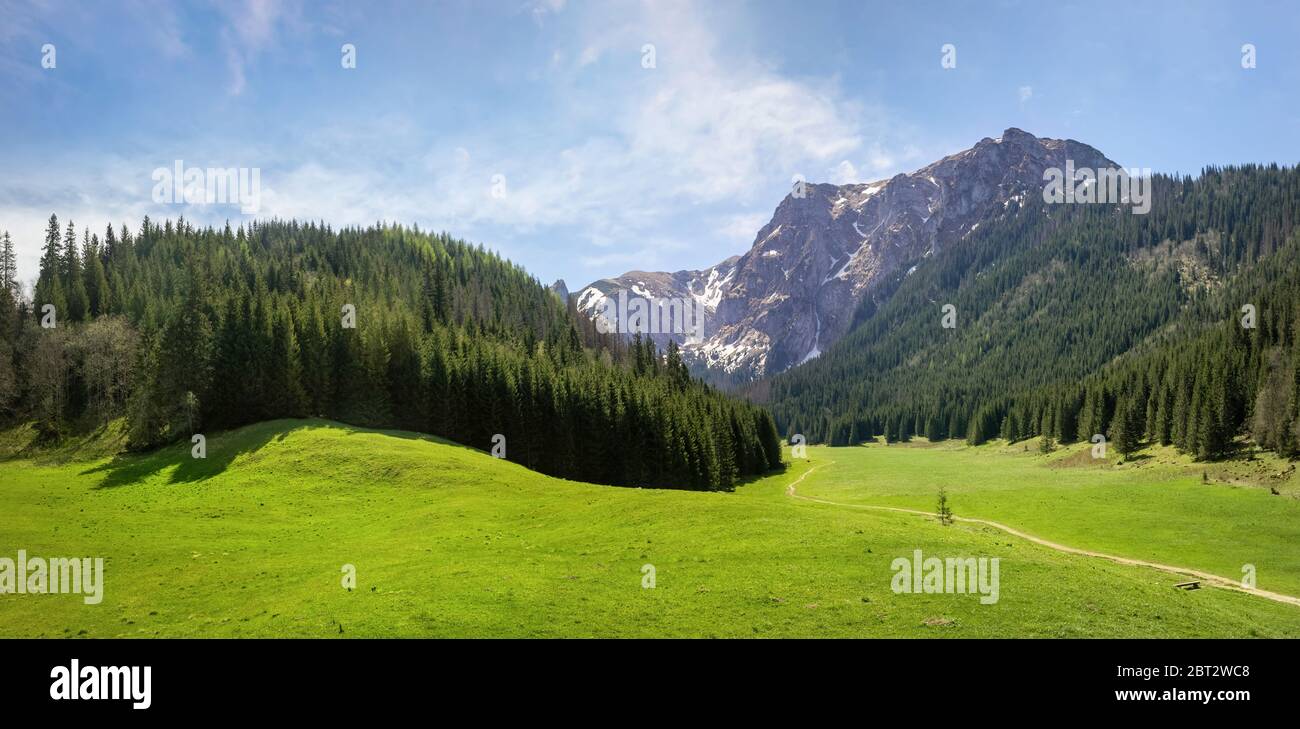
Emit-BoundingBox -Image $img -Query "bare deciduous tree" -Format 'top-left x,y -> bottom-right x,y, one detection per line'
75,316 -> 139,425
29,328 -> 69,434
1252,348 -> 1296,456
0,340 -> 17,419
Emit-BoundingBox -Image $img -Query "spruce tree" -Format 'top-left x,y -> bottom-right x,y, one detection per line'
0,231 -> 17,297
62,224 -> 88,323
35,214 -> 66,315
1110,390 -> 1143,458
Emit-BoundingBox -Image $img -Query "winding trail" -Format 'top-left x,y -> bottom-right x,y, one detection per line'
785,460 -> 1300,609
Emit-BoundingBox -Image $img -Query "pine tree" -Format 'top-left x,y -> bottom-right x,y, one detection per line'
62,224 -> 88,323
897,412 -> 913,442
35,214 -> 66,315
1287,346 -> 1300,456
296,299 -> 330,416
385,316 -> 422,429
103,224 -> 118,262
208,295 -> 248,428
936,488 -> 953,526
83,232 -> 108,317
0,231 -> 17,297
267,301 -> 308,418
1076,388 -> 1095,442
1110,389 -> 1143,458
128,268 -> 215,448
1197,367 -> 1232,460
1171,375 -> 1190,451
924,414 -> 941,442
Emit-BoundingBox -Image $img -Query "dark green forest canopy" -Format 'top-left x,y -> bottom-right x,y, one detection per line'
0,218 -> 781,491
761,163 -> 1300,462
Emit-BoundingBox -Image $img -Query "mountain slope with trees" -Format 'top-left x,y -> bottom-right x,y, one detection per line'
0,218 -> 781,490
761,164 -> 1300,462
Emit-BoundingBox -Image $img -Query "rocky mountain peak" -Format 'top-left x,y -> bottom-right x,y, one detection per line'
576,129 -> 1118,383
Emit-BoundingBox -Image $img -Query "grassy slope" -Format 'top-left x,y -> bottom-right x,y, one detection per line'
1,419 -> 1297,637
799,438 -> 1300,598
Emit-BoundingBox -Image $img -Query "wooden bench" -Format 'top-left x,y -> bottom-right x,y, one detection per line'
1174,581 -> 1201,590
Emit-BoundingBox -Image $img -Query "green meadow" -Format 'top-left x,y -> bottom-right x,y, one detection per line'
796,439 -> 1300,598
1,419 -> 1298,637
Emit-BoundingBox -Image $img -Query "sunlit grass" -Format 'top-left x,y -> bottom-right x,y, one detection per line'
1,420 -> 1296,637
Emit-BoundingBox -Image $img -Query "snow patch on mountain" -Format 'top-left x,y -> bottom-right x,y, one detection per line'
576,128 -> 1118,384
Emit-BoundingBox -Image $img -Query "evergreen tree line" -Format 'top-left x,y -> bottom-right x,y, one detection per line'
763,164 -> 1300,461
0,217 -> 781,490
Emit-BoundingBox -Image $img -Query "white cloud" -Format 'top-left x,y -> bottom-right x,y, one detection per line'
207,0 -> 893,271
0,156 -> 158,288
530,0 -> 567,23
829,160 -> 860,184
0,0 -> 915,286
191,0 -> 878,260
218,0 -> 296,96
578,236 -> 692,272
407,0 -> 880,253
225,46 -> 248,96
577,45 -> 601,67
716,212 -> 773,244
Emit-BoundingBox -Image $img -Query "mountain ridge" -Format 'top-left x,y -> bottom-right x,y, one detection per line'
576,128 -> 1117,382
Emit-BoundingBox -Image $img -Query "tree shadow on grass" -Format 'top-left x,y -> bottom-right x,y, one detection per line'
82,419 -> 323,489
339,425 -> 491,456
731,461 -> 792,492
78,416 -> 783,494
81,418 -> 496,489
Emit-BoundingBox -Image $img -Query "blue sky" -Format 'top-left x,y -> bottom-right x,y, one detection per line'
1,0 -> 1297,289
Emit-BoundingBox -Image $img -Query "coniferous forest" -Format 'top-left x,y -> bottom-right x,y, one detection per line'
0,218 -> 782,490
762,164 -> 1300,461
5,164 -> 1300,495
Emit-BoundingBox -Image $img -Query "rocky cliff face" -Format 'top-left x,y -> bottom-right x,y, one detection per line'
574,257 -> 740,348
576,128 -> 1117,381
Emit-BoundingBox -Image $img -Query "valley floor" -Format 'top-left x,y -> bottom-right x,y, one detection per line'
1,420 -> 1297,637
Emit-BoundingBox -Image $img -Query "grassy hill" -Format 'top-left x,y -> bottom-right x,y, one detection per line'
2,419 -> 1298,637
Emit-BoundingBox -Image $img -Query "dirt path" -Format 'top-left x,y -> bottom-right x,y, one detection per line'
785,460 -> 1300,609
